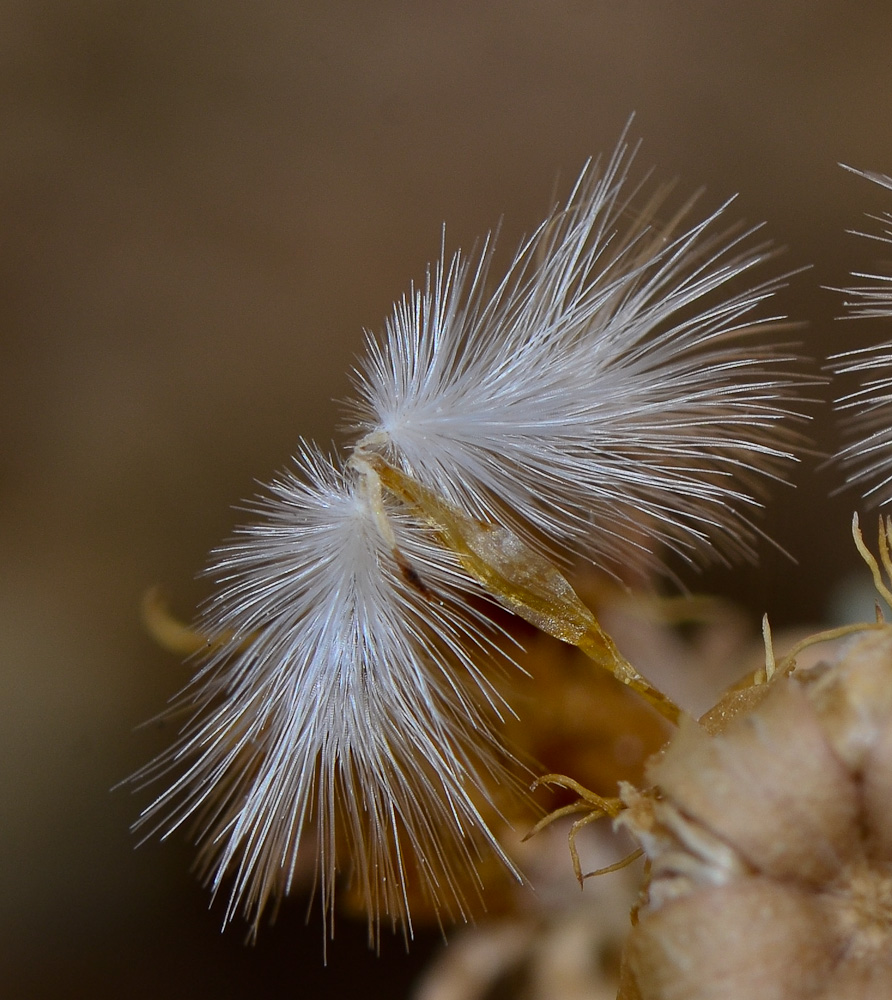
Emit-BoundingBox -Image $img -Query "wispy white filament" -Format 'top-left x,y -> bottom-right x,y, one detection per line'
831,168 -> 892,504
133,137 -> 805,941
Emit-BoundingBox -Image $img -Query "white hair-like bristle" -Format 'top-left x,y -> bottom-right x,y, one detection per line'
831,167 -> 892,504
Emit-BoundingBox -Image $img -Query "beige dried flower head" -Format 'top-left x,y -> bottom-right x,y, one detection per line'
613,528 -> 892,999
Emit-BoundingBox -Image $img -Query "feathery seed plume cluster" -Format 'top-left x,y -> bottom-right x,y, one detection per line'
131,135 -> 807,941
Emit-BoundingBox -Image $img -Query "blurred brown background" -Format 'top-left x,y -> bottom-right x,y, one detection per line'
3,2 -> 892,997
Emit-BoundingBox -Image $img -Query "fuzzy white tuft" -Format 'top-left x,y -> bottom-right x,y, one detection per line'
831,168 -> 892,504
353,141 -> 804,571
134,137 -> 807,941
134,445 -> 522,942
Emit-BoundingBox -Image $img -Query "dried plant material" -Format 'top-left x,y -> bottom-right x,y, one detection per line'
407,583 -> 754,991
617,626 -> 892,999
507,599 -> 676,795
135,573 -> 677,934
412,820 -> 642,1000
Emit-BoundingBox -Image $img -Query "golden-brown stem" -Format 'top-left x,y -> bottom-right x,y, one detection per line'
367,453 -> 682,726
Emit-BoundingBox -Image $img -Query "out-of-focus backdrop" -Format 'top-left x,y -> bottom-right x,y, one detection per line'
4,2 -> 892,996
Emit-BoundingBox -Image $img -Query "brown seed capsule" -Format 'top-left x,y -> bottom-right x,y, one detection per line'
617,627 -> 892,1000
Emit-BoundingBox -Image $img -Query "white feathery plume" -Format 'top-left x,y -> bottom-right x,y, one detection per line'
831,167 -> 892,504
136,446 -> 520,941
352,141 -> 801,570
132,135 -> 806,943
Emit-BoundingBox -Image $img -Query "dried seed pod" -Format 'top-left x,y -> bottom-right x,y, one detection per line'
617,627 -> 892,1000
